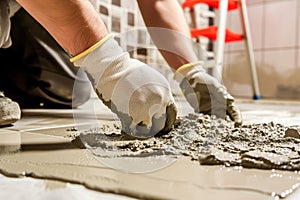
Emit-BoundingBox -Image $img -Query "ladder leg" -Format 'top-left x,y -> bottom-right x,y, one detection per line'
190,7 -> 202,57
238,0 -> 261,100
213,0 -> 228,82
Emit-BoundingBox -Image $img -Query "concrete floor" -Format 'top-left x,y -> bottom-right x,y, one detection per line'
0,97 -> 300,200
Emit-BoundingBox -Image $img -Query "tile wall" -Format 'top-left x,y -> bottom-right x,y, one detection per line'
223,0 -> 300,99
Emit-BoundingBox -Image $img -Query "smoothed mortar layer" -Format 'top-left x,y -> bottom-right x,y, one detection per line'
1,113 -> 300,199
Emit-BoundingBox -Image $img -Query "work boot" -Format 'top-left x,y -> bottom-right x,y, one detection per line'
0,91 -> 21,126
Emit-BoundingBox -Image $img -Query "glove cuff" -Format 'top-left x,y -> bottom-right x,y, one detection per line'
173,61 -> 205,83
70,34 -> 114,65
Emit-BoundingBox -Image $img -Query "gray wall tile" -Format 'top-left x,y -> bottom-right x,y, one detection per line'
264,0 -> 297,48
262,49 -> 297,98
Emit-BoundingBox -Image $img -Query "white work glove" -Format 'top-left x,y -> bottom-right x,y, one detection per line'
71,34 -> 177,137
175,62 -> 242,126
0,0 -> 21,48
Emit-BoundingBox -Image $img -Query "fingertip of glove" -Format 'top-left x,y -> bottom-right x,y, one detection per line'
155,102 -> 177,136
234,120 -> 243,127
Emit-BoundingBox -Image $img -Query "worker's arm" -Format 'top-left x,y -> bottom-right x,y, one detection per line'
16,0 -> 107,55
16,0 -> 177,136
137,0 -> 198,70
137,0 -> 242,125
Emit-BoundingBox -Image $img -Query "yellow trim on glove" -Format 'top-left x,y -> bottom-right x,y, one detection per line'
174,61 -> 205,81
70,34 -> 114,63
175,61 -> 204,74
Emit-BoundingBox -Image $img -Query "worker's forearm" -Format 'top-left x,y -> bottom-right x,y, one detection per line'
16,0 -> 108,55
137,0 -> 198,70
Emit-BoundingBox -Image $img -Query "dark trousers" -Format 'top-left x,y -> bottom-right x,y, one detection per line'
0,9 -> 91,108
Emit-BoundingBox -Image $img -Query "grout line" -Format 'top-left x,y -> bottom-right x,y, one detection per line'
261,0 -> 266,65
18,123 -> 94,133
224,46 -> 300,54
296,0 -> 300,67
21,132 -> 69,139
264,0 -> 290,5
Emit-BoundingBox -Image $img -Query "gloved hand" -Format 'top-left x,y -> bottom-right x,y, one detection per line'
71,34 -> 177,137
174,62 -> 242,126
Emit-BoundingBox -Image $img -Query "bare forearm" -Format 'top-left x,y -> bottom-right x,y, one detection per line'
16,0 -> 108,55
137,0 -> 198,69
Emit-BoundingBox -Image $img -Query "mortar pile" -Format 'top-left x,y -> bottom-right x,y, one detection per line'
76,113 -> 300,171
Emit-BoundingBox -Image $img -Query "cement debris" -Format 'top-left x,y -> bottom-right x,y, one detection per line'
0,92 -> 21,126
74,113 -> 300,171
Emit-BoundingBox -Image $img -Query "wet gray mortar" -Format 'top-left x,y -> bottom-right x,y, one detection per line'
73,113 -> 300,171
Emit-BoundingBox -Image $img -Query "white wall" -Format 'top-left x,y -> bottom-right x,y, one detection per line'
223,0 -> 300,100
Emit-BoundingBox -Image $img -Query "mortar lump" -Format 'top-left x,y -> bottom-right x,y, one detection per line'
75,113 -> 300,171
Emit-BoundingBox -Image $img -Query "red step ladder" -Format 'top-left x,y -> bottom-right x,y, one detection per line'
182,0 -> 261,100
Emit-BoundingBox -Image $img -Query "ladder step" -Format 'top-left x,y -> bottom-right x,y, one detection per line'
190,26 -> 244,42
182,0 -> 239,11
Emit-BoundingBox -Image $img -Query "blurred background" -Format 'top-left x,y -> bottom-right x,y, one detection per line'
92,0 -> 299,100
